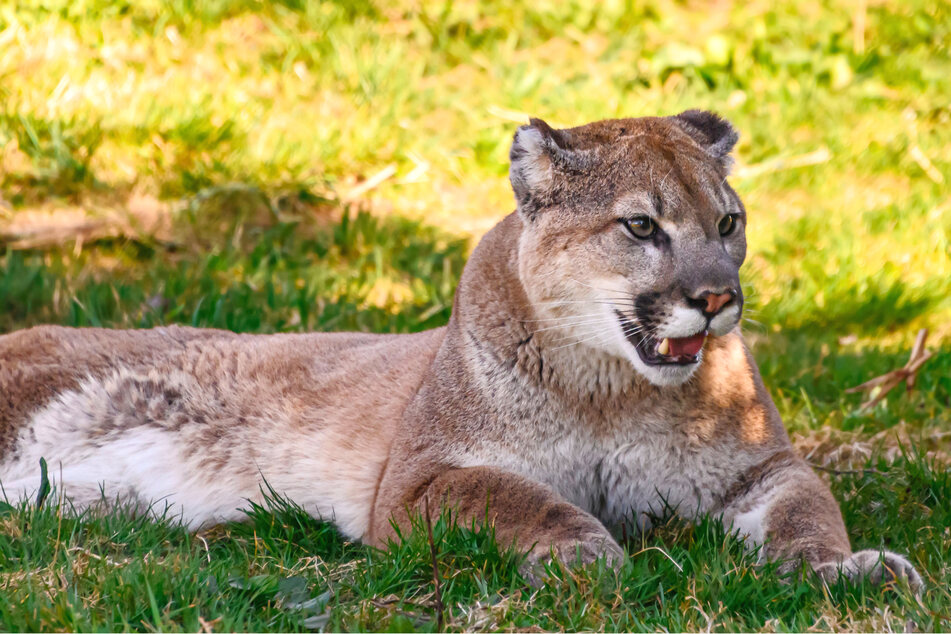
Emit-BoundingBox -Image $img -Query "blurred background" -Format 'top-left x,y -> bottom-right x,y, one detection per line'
0,0 -> 948,449
1,3 -> 950,629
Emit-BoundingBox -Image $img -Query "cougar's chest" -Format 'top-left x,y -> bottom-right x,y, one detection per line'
530,418 -> 735,532
461,344 -> 752,530
592,426 -> 738,532
462,405 -> 736,533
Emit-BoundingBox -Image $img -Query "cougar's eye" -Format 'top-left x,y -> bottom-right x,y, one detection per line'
620,216 -> 656,240
718,213 -> 739,236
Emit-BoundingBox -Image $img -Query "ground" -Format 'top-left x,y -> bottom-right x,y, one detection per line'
0,0 -> 949,630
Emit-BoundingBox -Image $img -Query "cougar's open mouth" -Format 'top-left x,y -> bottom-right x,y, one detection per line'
615,311 -> 707,366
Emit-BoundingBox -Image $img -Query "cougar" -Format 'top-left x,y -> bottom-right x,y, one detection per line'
0,110 -> 922,590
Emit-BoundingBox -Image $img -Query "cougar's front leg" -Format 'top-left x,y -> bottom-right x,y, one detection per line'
723,451 -> 923,591
370,466 -> 623,573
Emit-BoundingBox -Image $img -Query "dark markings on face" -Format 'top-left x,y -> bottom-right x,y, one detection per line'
634,292 -> 662,332
651,191 -> 664,217
650,227 -> 671,250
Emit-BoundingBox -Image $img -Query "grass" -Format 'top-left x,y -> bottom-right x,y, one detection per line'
2,457 -> 949,631
0,0 -> 949,630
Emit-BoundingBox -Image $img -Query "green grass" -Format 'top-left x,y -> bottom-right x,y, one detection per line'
0,210 -> 464,334
2,455 -> 949,631
1,0 -> 950,630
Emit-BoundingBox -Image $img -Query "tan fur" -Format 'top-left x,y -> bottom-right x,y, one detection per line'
0,112 -> 921,591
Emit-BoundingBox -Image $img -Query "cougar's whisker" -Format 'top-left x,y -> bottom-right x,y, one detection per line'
621,325 -> 645,337
530,318 -> 616,334
539,299 -> 631,310
547,319 -> 632,351
549,333 -> 606,352
521,312 -> 611,324
742,316 -> 763,325
566,277 -> 632,298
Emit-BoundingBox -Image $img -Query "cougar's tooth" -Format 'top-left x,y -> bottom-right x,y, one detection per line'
657,337 -> 670,355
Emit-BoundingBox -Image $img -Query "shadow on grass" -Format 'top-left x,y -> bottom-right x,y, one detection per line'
742,253 -> 949,434
751,329 -> 951,430
754,275 -> 945,337
0,207 -> 468,335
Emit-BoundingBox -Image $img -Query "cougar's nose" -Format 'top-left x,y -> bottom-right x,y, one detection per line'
686,288 -> 737,317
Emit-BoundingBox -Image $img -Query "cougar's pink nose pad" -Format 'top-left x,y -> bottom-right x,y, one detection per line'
704,292 -> 733,314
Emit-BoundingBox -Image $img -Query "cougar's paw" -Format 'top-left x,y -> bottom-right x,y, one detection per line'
520,532 -> 624,586
816,550 -> 923,593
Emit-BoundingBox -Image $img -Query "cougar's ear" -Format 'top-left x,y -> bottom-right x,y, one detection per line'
673,110 -> 739,172
508,118 -> 580,218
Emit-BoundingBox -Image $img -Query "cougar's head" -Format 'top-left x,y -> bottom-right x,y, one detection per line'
511,111 -> 746,387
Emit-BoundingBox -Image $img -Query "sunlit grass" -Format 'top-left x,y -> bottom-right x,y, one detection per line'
0,0 -> 949,630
